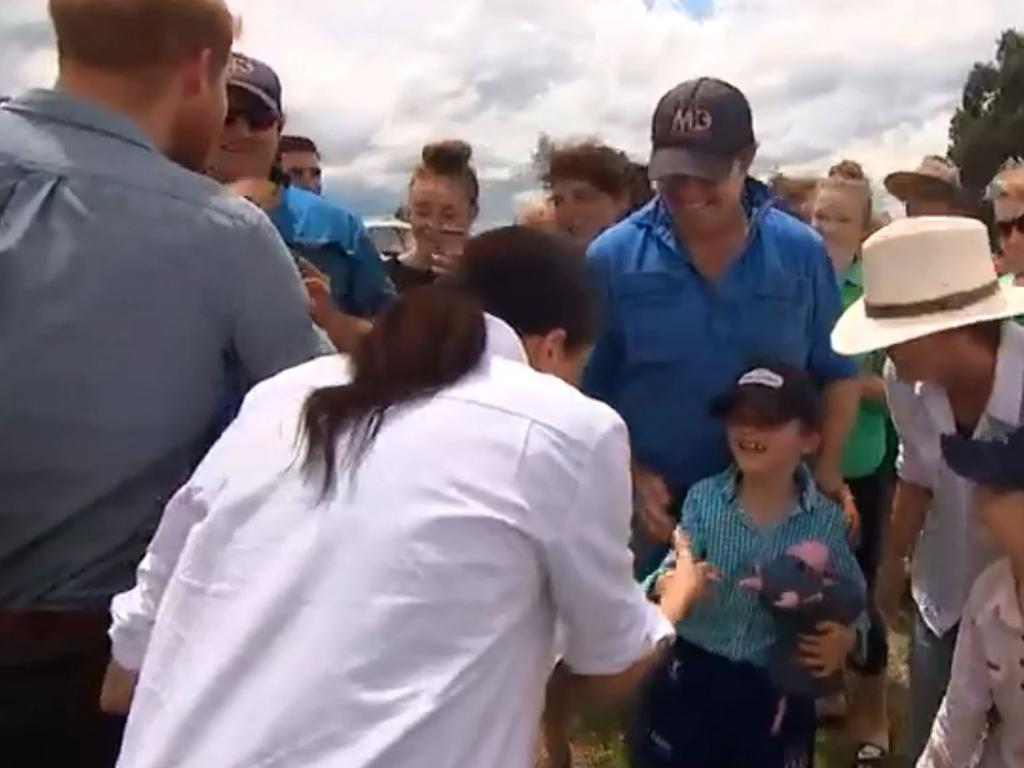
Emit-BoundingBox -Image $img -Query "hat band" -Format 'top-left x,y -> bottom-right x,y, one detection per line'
865,279 -> 1000,320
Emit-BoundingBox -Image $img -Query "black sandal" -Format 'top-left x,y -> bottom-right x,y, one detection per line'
852,742 -> 888,767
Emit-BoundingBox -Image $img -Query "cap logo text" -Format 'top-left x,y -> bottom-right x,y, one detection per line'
671,105 -> 712,137
229,54 -> 254,75
738,368 -> 784,389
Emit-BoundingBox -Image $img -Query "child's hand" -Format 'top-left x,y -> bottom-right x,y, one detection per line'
796,621 -> 856,678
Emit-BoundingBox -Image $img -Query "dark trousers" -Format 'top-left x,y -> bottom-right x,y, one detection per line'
0,615 -> 125,768
628,639 -> 816,768
846,468 -> 891,675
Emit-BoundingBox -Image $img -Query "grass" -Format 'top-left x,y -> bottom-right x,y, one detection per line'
563,618 -> 914,768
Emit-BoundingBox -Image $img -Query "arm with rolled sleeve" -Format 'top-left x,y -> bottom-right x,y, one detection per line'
544,418 -> 674,677
229,216 -> 324,388
581,240 -> 623,405
805,237 -> 857,384
917,609 -> 990,768
108,485 -> 210,671
108,405 -> 253,670
804,237 -> 859,488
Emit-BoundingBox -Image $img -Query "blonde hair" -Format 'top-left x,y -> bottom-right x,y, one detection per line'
819,159 -> 873,228
49,0 -> 235,74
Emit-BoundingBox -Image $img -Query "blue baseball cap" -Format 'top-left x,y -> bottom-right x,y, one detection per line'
942,425 -> 1024,492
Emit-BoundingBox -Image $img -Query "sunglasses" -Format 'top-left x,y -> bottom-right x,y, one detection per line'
225,90 -> 278,132
996,213 -> 1024,240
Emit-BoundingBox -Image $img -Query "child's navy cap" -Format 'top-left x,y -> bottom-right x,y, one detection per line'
942,425 -> 1024,491
710,362 -> 822,430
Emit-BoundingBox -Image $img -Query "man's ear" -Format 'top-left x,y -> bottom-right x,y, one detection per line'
180,49 -> 213,98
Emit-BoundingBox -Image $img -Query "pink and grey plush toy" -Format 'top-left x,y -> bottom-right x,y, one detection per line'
741,540 -> 864,698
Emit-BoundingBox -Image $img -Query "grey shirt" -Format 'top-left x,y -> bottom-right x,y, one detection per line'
0,89 -> 323,610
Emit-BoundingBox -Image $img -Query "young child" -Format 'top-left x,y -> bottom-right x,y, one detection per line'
629,362 -> 867,768
918,425 -> 1024,768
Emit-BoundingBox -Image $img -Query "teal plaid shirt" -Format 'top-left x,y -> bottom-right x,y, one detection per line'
645,465 -> 866,666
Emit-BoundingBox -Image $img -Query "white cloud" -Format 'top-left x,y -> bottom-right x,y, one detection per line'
1,0 -> 1019,223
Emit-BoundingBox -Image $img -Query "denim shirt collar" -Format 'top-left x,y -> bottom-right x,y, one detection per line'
5,88 -> 157,154
643,177 -> 777,258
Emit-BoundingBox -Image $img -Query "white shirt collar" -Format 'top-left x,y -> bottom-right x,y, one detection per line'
916,322 -> 1024,434
980,559 -> 1024,633
484,313 -> 529,365
989,322 -> 1024,427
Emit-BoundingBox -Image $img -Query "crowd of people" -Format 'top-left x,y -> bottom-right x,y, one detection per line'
2,1 -> 1024,768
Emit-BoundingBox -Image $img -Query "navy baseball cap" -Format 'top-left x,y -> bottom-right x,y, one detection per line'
649,77 -> 755,182
942,426 -> 1024,492
711,362 -> 822,429
227,53 -> 282,118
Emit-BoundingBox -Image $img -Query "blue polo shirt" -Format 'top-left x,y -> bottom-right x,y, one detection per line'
583,179 -> 856,495
269,186 -> 395,318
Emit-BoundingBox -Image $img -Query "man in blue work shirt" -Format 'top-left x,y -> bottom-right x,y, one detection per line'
208,53 -> 394,319
584,78 -> 859,575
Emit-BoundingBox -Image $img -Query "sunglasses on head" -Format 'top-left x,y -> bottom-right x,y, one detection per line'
996,213 -> 1024,240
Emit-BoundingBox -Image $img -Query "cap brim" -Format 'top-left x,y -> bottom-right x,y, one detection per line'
228,81 -> 281,118
649,146 -> 734,182
941,433 -> 1010,488
710,386 -> 794,426
831,284 -> 1024,356
883,172 -> 958,203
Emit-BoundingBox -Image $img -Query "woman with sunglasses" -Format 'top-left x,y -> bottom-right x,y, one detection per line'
992,166 -> 1024,288
387,140 -> 479,292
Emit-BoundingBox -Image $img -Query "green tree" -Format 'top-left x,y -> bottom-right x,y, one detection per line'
949,29 -> 1024,194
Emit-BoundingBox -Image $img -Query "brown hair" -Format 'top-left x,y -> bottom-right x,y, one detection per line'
301,227 -> 595,490
280,135 -> 320,158
542,141 -> 636,201
769,173 -> 820,222
820,159 -> 874,227
412,140 -> 480,208
49,0 -> 235,74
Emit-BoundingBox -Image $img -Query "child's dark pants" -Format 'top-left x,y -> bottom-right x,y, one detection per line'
628,638 -> 816,768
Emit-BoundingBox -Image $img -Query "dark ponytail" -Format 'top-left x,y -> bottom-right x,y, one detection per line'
301,284 -> 486,491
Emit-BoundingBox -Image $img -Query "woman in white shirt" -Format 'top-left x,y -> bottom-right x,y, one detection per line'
102,226 -> 710,768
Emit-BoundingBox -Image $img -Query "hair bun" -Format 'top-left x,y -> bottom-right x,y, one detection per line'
422,140 -> 473,174
828,159 -> 866,182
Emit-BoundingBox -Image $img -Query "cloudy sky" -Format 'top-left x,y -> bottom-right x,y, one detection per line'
1,0 -> 1020,222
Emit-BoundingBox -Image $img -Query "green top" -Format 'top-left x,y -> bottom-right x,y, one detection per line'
839,262 -> 889,479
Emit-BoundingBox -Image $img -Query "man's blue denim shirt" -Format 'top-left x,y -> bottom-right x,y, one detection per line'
583,180 -> 857,495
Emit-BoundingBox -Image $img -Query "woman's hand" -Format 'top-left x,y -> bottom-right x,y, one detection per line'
796,621 -> 856,678
658,531 -> 718,624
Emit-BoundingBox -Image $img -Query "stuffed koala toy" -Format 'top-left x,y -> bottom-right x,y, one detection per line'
740,540 -> 864,698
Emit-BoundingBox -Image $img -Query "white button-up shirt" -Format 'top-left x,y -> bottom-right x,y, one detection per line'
886,322 -> 1024,636
918,559 -> 1024,768
109,315 -> 673,768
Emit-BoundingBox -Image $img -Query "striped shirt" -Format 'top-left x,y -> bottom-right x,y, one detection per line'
647,465 -> 865,666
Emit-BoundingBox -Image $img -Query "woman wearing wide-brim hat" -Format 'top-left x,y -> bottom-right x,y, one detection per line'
831,216 -> 1024,762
